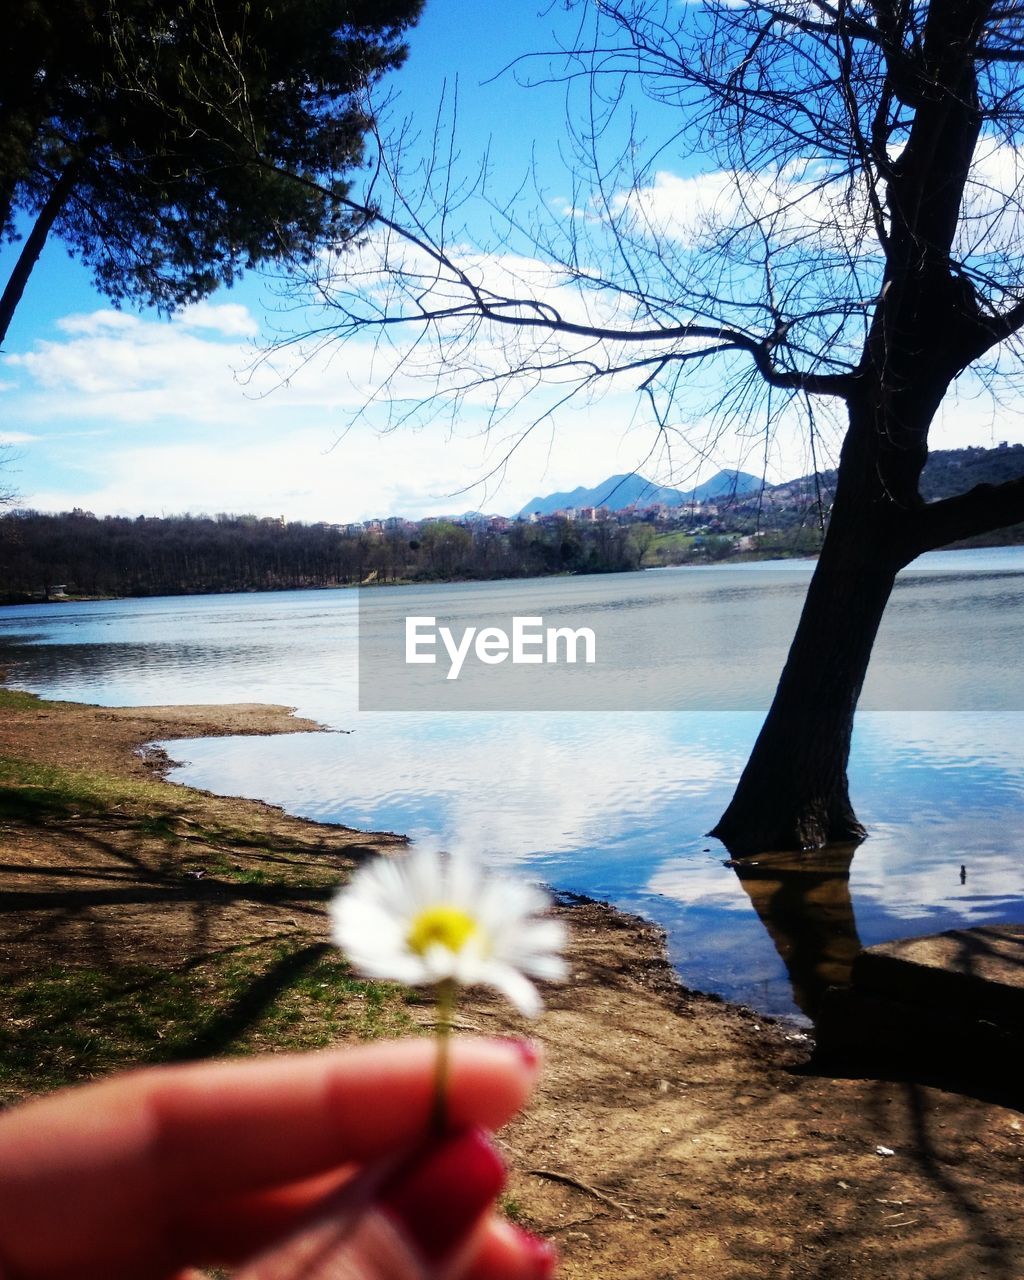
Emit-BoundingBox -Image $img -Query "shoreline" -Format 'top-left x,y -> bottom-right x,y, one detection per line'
2,540 -> 1019,612
2,689 -> 1023,1277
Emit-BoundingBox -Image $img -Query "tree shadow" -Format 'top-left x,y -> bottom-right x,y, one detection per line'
0,802 -> 344,996
163,940 -> 331,1061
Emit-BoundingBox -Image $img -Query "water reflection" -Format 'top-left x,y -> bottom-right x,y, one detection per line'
1,555 -> 1023,1019
730,847 -> 863,1019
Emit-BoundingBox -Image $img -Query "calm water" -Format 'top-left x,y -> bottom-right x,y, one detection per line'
1,547 -> 1023,1022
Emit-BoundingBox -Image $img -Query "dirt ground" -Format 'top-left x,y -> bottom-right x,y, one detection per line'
1,695 -> 1023,1279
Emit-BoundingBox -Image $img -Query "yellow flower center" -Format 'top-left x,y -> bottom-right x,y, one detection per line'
407,905 -> 478,956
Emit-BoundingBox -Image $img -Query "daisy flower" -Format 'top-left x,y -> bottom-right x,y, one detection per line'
330,846 -> 567,1017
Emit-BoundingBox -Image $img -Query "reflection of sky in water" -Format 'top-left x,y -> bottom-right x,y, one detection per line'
1,549 -> 1023,1021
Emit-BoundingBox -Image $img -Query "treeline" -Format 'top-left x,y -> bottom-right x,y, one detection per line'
0,511 -> 647,602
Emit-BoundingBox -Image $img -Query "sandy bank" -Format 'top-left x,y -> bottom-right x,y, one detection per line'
1,693 -> 1022,1279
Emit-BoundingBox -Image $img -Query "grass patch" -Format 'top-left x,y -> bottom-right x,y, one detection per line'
195,823 -> 279,851
0,688 -> 47,712
0,756 -> 169,820
136,813 -> 183,840
0,692 -> 400,1109
203,852 -> 339,890
643,531 -> 699,565
499,1193 -> 528,1225
0,941 -> 415,1106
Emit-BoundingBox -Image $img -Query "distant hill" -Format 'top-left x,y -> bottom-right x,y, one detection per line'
769,443 -> 1024,503
518,468 -> 762,517
920,443 -> 1024,500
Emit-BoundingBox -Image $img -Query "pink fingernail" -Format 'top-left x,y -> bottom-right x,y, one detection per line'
378,1129 -> 506,1263
496,1037 -> 541,1069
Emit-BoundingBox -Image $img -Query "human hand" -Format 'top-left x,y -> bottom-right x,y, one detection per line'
0,1038 -> 555,1280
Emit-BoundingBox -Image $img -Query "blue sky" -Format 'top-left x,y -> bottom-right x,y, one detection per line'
2,0 -> 1022,523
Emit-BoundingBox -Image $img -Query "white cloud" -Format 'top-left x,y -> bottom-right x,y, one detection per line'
56,310 -> 142,337
172,300 -> 259,337
25,428 -> 485,522
54,301 -> 259,340
609,159 -> 875,257
7,304 -> 269,414
7,195 -> 1024,525
22,401 -> 725,522
3,282 -> 789,519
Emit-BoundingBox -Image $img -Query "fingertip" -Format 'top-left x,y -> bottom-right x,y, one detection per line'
442,1037 -> 542,1133
490,1037 -> 543,1073
457,1217 -> 558,1280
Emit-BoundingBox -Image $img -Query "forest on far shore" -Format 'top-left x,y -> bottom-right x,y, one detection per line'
1,444 -> 1022,603
0,509 -> 650,601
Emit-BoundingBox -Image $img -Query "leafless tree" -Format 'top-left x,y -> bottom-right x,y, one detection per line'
277,0 -> 1024,853
0,446 -> 18,508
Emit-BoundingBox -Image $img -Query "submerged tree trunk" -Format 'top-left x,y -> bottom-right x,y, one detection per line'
712,522 -> 902,854
713,382 -> 1024,856
712,394 -> 921,855
730,845 -> 862,1018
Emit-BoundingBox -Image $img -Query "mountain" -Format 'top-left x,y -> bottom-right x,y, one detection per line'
518,469 -> 762,517
685,469 -> 764,504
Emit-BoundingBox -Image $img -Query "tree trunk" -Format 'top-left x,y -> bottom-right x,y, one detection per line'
712,395 -> 920,855
0,166 -> 76,348
710,532 -> 891,852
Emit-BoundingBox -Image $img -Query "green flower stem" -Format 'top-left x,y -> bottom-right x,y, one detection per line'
430,978 -> 457,1135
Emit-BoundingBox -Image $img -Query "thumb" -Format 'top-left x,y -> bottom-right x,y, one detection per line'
235,1130 -> 506,1280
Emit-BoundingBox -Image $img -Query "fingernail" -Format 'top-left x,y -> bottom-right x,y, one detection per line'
496,1037 -> 541,1070
513,1225 -> 559,1278
378,1129 -> 506,1263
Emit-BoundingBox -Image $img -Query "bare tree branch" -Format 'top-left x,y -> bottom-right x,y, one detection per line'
916,475 -> 1024,550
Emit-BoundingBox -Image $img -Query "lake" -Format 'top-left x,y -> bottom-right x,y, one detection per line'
1,546 -> 1023,1023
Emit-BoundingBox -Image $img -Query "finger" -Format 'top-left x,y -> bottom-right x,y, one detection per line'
178,1166 -> 361,1262
232,1132 -> 555,1280
457,1219 -> 558,1280
0,1038 -> 539,1280
170,1221 -> 557,1280
234,1214 -> 558,1280
168,1166 -> 557,1277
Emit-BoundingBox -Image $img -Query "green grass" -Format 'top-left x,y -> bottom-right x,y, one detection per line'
0,688 -> 48,712
0,755 -> 170,820
0,693 -> 412,1108
0,942 -> 415,1104
136,813 -> 182,839
499,1193 -> 528,1225
643,531 -> 700,565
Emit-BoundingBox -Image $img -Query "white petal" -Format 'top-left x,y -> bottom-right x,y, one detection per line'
452,934 -> 489,985
447,853 -> 483,909
511,920 -> 569,969
356,953 -> 429,985
480,963 -> 544,1017
406,846 -> 444,910
422,941 -> 460,981
331,848 -> 565,1014
520,953 -> 569,981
